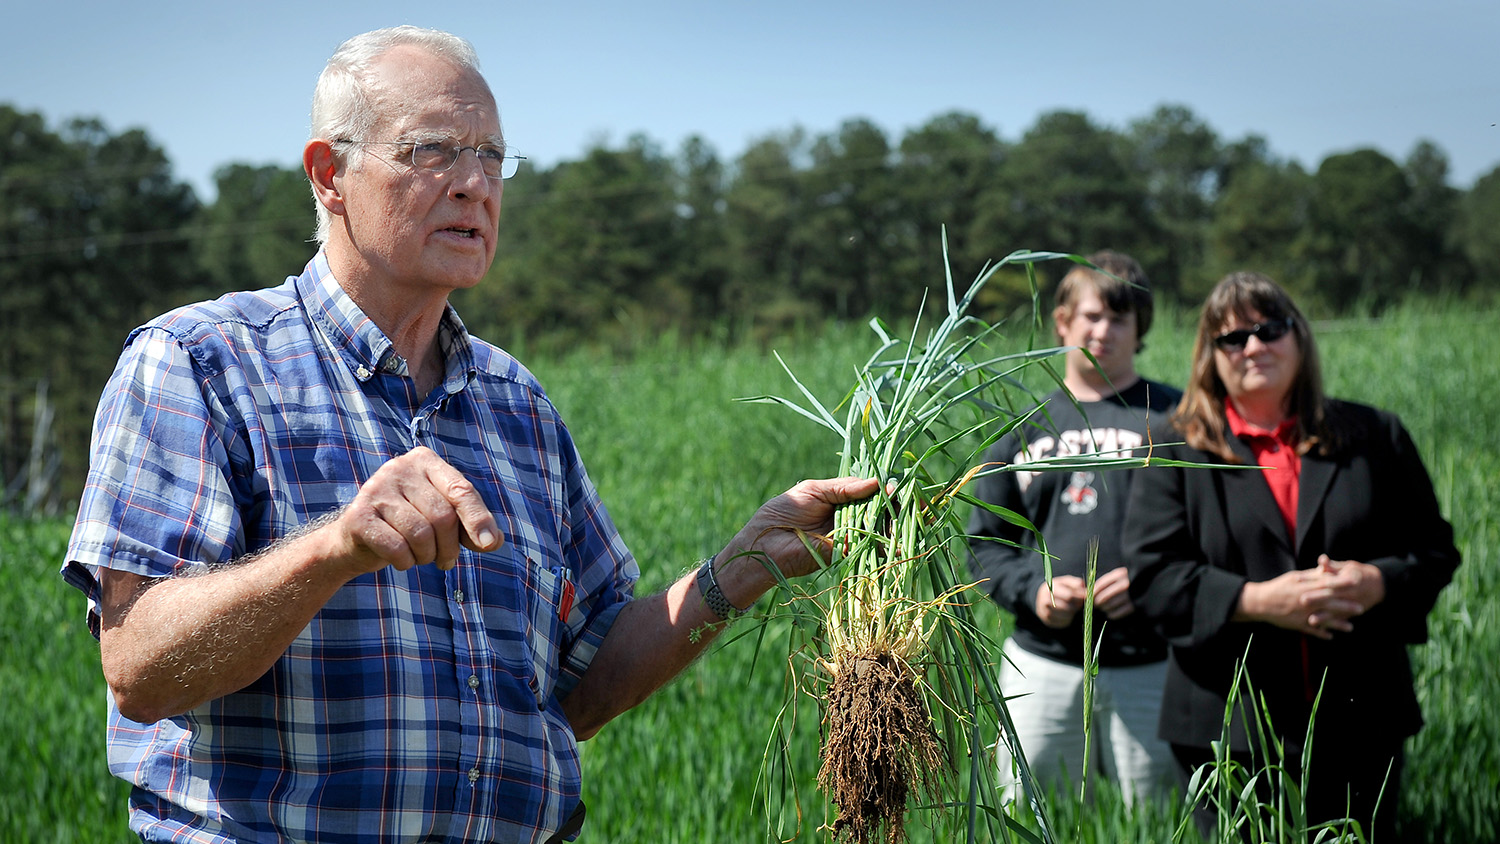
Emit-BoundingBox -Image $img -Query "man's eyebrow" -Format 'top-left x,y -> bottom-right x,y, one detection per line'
373,134 -> 426,148
398,131 -> 506,148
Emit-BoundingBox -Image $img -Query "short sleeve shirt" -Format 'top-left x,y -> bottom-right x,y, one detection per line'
64,251 -> 639,843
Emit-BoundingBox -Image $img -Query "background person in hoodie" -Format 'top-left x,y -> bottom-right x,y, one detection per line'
967,251 -> 1180,803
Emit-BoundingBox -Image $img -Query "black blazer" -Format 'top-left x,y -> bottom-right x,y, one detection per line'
1123,399 -> 1460,751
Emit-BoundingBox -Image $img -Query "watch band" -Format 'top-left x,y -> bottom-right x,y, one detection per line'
695,558 -> 742,621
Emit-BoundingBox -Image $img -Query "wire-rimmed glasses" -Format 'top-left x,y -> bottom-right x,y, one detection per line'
337,138 -> 526,180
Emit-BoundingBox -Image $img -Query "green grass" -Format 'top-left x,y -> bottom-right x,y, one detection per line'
3,300 -> 1496,843
1317,306 -> 1500,844
0,516 -> 133,842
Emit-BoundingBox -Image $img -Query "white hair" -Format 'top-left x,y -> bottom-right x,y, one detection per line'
308,26 -> 484,245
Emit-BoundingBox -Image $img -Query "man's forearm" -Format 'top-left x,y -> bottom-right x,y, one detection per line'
561,549 -> 773,739
561,475 -> 878,739
99,523 -> 358,723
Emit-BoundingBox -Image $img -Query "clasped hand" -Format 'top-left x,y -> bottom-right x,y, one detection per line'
1035,566 -> 1136,629
1244,555 -> 1386,639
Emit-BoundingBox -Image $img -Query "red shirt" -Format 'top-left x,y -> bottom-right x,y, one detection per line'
1225,400 -> 1301,544
1224,402 -> 1316,702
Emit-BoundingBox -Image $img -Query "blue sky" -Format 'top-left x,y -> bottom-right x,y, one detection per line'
5,0 -> 1497,201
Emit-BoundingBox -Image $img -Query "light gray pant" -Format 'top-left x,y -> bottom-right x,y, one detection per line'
995,638 -> 1174,806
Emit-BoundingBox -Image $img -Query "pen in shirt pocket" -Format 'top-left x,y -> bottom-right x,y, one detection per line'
558,568 -> 575,623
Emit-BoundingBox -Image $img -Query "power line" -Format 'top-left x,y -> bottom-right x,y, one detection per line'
0,217 -> 314,260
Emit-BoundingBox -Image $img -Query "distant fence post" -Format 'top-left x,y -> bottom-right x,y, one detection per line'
1,377 -> 61,517
24,378 -> 60,516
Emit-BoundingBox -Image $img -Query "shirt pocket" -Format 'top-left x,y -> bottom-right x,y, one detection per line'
526,559 -> 575,705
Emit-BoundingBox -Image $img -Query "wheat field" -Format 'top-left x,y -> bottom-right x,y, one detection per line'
2,301 -> 1494,843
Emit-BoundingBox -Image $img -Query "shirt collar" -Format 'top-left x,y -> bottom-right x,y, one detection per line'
296,250 -> 477,391
1224,398 -> 1298,445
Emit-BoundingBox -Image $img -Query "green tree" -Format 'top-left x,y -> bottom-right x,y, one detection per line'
674,135 -> 731,322
463,135 -> 683,351
0,106 -> 200,508
798,118 -> 903,319
194,163 -> 317,296
722,129 -> 813,338
1216,134 -> 1275,193
1457,164 -> 1500,292
895,111 -> 1008,298
1202,147 -> 1313,302
1000,111 -> 1154,253
1303,148 -> 1417,307
982,110 -> 1156,312
1127,104 -> 1222,297
1402,140 -> 1469,293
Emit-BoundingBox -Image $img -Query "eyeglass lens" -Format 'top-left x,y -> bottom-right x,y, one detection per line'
410,141 -> 522,180
1215,317 -> 1293,351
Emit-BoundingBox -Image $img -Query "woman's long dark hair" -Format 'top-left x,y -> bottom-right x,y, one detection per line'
1174,271 -> 1343,463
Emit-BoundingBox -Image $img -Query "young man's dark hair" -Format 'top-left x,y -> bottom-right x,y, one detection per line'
1053,249 -> 1155,350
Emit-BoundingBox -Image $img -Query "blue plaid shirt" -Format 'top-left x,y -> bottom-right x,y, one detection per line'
64,251 -> 638,843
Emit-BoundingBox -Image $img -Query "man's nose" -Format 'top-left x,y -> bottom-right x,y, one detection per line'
447,149 -> 493,200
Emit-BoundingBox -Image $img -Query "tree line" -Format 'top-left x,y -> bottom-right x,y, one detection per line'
3,101 -> 1499,509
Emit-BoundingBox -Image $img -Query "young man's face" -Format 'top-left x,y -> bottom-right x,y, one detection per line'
1054,287 -> 1139,383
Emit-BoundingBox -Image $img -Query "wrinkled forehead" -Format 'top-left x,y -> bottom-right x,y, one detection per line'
367,47 -> 501,141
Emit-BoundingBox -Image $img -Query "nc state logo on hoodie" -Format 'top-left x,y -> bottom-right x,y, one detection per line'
1062,471 -> 1099,515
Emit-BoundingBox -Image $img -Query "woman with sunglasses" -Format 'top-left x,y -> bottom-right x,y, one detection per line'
1122,271 -> 1460,839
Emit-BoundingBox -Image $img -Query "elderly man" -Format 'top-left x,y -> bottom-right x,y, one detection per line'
63,26 -> 875,844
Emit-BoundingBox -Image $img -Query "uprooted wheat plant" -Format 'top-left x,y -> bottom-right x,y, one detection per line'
736,239 -> 1211,844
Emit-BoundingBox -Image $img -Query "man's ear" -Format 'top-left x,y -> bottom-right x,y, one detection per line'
305,140 -> 345,219
1052,305 -> 1070,340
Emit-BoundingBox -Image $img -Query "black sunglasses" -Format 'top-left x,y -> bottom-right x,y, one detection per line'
1213,316 -> 1295,351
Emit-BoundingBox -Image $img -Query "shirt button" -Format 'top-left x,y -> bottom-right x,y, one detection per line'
355,365 -> 371,379
453,589 -> 464,602
468,768 -> 480,784
468,675 -> 480,690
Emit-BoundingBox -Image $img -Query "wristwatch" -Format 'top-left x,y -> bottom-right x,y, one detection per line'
695,557 -> 743,621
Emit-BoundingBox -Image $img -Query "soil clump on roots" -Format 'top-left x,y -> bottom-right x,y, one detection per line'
818,649 -> 948,844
